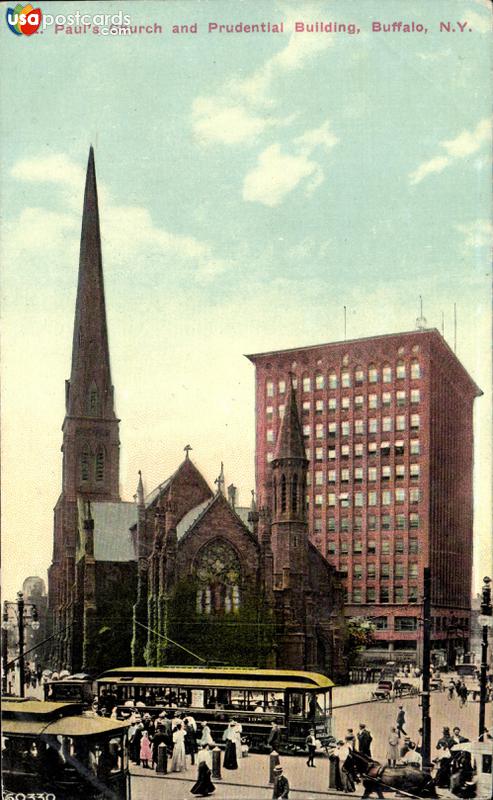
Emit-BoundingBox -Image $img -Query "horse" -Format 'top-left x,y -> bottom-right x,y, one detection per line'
345,749 -> 438,798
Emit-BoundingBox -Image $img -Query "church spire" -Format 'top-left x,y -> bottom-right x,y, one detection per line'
272,376 -> 306,463
66,146 -> 114,419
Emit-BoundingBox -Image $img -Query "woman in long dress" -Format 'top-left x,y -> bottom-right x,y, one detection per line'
171,722 -> 187,772
387,727 -> 400,767
222,721 -> 242,765
223,738 -> 238,770
191,757 -> 216,796
199,722 -> 214,747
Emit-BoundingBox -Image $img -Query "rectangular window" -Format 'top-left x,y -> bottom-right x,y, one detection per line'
368,514 -> 377,531
354,443 -> 363,457
395,616 -> 417,631
355,394 -> 364,408
394,586 -> 405,602
353,564 -> 362,579
396,415 -> 406,431
302,400 -> 311,415
396,390 -> 406,406
328,492 -> 336,506
266,405 -> 273,419
368,466 -> 377,482
306,472 -> 311,486
278,404 -> 285,419
341,421 -> 350,437
354,516 -> 363,531
382,391 -> 391,406
328,397 -> 337,411
409,539 -> 419,554
380,586 -> 390,603
396,513 -> 406,530
410,488 -> 420,504
339,561 -> 348,574
316,447 -> 323,461
367,562 -> 376,578
266,429 -> 274,443
410,464 -> 420,480
328,469 -> 336,483
380,441 -> 391,457
395,563 -> 404,579
327,541 -> 336,555
328,422 -> 337,438
368,442 -> 377,456
410,439 -> 420,455
396,362 -> 406,379
353,540 -> 362,554
278,379 -> 286,394
411,414 -> 420,430
409,563 -> 419,578
409,512 -> 419,529
354,491 -> 363,507
411,361 -> 421,379
382,416 -> 392,432
342,396 -> 350,410
369,418 -> 378,433
395,488 -> 405,504
368,366 -> 378,383
315,374 -> 325,390
341,517 -> 350,532
352,588 -> 362,603
315,494 -> 323,506
341,468 -> 350,482
329,372 -> 338,389
355,368 -> 364,385
341,444 -> 350,459
395,464 -> 405,480
303,376 -> 311,392
368,491 -> 377,506
382,489 -> 392,506
342,371 -> 351,388
315,399 -> 324,414
367,587 -> 377,602
315,470 -> 323,485
409,586 -> 418,602
328,517 -> 336,531
395,539 -> 404,554
292,377 -> 298,389
340,540 -> 349,554
382,465 -> 391,481
368,393 -> 378,409
373,615 -> 388,629
340,494 -> 350,507
355,419 -> 364,435
315,423 -> 324,439
411,389 -> 420,404
381,562 -> 390,577
354,467 -> 363,482
383,365 -> 392,383
395,439 -> 405,456
328,447 -> 336,460
367,540 -> 376,554
303,424 -> 311,439
266,381 -> 274,397
381,540 -> 390,555
314,517 -> 322,531
381,513 -> 392,530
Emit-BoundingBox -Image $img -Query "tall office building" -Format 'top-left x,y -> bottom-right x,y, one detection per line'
247,330 -> 482,663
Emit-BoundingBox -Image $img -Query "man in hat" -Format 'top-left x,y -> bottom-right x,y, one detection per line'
273,764 -> 290,799
357,724 -> 373,758
396,706 -> 407,737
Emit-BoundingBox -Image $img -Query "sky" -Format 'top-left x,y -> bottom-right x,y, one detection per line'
1,0 -> 491,601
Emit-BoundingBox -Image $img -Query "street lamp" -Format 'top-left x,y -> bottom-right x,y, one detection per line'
2,592 -> 40,698
478,576 -> 492,739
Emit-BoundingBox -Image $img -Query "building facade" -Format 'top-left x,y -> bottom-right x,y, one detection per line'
247,331 -> 481,663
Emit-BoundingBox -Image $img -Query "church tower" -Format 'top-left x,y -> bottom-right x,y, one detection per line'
48,147 -> 120,669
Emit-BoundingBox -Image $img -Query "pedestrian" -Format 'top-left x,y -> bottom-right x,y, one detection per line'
448,679 -> 455,700
184,718 -> 198,766
222,720 -> 242,763
337,738 -> 356,793
152,723 -> 168,770
171,722 -> 187,772
357,724 -> 372,758
190,752 -> 215,796
346,729 -> 356,749
458,683 -> 468,707
386,727 -> 399,767
305,728 -> 317,767
400,742 -> 422,768
396,705 -> 407,737
198,721 -> 214,747
451,727 -> 469,746
223,736 -> 238,770
140,730 -> 152,768
272,764 -> 290,799
132,722 -> 144,765
268,720 -> 281,752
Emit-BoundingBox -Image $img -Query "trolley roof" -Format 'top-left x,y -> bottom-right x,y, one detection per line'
97,666 -> 334,691
2,699 -> 130,737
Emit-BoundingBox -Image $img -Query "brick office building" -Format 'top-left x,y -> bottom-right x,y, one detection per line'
247,331 -> 482,664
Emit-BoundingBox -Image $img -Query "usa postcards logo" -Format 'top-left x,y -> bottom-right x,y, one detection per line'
6,3 -> 42,36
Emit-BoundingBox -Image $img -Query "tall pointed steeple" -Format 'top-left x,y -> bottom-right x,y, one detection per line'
273,377 -> 306,464
66,146 -> 114,420
61,147 -> 120,502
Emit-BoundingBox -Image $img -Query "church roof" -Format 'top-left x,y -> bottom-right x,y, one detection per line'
273,381 -> 306,462
91,502 -> 138,561
176,498 -> 212,540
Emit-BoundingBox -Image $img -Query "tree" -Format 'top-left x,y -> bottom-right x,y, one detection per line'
345,617 -> 375,666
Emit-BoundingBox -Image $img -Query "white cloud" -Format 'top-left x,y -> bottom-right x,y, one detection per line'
458,219 -> 493,250
409,118 -> 491,184
191,97 -> 278,146
9,154 -> 229,282
294,120 -> 339,153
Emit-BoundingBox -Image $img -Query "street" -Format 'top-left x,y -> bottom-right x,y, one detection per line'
130,681 -> 493,800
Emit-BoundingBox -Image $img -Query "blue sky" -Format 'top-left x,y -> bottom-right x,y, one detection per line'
1,0 -> 491,598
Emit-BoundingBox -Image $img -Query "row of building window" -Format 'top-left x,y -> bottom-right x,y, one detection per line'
266,361 -> 422,396
322,489 -> 421,507
319,513 -> 420,532
347,586 -> 419,603
310,464 -> 420,484
266,439 -> 421,463
327,537 -> 419,554
337,562 -> 420,578
295,415 -> 421,442
267,389 -> 420,420
370,616 -> 419,631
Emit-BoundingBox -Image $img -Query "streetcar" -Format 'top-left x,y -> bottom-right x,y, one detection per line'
96,666 -> 334,752
43,673 -> 94,707
2,698 -> 131,799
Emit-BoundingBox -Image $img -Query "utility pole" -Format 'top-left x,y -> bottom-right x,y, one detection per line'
421,567 -> 432,772
478,576 -> 492,739
2,601 -> 8,694
18,593 -> 26,698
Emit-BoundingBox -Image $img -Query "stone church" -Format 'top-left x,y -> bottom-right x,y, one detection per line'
47,149 -> 347,680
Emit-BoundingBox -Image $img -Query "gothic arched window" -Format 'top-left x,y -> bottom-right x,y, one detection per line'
80,445 -> 90,482
95,448 -> 105,483
281,475 -> 287,513
292,474 -> 298,514
195,540 -> 241,615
